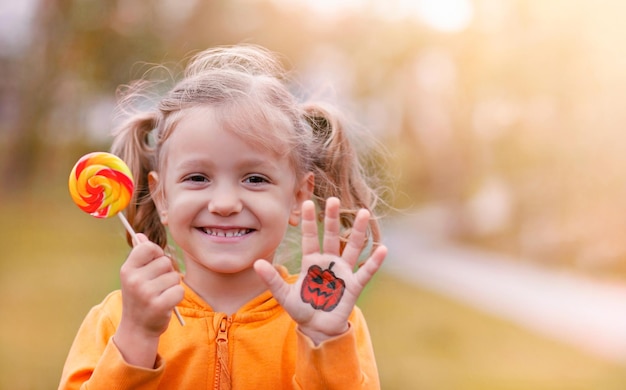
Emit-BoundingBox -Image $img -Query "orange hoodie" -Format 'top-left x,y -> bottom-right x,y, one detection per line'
59,269 -> 380,389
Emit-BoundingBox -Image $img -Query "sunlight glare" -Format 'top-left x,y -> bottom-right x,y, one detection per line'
415,0 -> 474,32
269,0 -> 473,31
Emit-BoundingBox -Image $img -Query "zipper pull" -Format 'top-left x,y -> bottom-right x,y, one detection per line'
217,317 -> 229,343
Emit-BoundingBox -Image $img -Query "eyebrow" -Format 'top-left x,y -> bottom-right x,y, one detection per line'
174,156 -> 281,172
174,158 -> 211,172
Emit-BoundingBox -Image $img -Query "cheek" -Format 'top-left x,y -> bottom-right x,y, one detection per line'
165,190 -> 204,223
258,189 -> 296,217
260,204 -> 291,234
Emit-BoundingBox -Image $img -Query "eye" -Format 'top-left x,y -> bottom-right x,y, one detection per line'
184,174 -> 209,183
243,174 -> 270,184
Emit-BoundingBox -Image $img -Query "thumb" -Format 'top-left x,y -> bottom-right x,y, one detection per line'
254,260 -> 290,304
132,232 -> 150,247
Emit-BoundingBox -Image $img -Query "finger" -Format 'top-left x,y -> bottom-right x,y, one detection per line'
341,208 -> 370,268
161,284 -> 185,306
133,233 -> 149,245
151,271 -> 183,296
254,260 -> 291,306
121,253 -> 173,294
126,241 -> 166,269
141,256 -> 176,280
322,197 -> 341,256
126,265 -> 178,300
355,245 -> 387,288
300,200 -> 320,256
152,283 -> 185,314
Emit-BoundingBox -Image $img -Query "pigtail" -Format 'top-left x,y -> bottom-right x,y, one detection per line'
303,104 -> 382,250
110,112 -> 168,251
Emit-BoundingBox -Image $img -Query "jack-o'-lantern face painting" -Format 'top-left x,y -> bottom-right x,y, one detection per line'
300,262 -> 346,312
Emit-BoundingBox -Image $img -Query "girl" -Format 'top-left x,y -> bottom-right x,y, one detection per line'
59,44 -> 387,389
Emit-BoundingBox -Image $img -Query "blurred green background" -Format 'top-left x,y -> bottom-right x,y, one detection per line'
4,0 -> 626,388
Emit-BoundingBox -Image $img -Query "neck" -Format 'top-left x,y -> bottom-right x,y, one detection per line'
183,264 -> 269,315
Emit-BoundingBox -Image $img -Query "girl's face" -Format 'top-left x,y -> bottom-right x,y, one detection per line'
151,106 -> 312,279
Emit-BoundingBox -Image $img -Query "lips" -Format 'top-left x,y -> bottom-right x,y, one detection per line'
199,227 -> 254,237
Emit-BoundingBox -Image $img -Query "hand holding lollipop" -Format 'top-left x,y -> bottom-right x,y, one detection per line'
69,152 -> 185,326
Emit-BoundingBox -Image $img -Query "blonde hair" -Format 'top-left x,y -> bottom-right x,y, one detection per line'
111,44 -> 381,256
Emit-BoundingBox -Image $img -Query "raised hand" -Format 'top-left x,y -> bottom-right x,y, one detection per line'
254,197 -> 387,345
113,233 -> 184,367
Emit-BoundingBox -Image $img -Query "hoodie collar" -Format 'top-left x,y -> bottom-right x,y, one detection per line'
177,265 -> 297,323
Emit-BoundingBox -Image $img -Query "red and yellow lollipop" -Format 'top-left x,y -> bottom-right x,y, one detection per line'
69,152 -> 134,219
68,152 -> 137,241
68,152 -> 184,326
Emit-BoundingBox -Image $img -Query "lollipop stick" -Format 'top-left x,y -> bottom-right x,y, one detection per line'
172,306 -> 186,326
118,213 -> 137,243
118,212 -> 186,327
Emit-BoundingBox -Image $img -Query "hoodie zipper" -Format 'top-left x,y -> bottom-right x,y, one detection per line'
214,315 -> 232,390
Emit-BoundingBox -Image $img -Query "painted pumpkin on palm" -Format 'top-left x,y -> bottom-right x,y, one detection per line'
301,262 -> 345,312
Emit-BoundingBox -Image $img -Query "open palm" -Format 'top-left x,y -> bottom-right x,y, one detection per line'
254,197 -> 387,345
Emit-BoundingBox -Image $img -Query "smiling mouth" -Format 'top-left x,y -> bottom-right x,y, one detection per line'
200,228 -> 254,237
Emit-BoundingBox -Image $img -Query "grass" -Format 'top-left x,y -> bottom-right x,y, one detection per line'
2,186 -> 626,389
360,273 -> 626,389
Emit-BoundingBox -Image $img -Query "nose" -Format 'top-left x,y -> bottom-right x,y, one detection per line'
208,183 -> 243,216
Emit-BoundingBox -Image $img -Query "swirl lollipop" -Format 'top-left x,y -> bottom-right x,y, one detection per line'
68,152 -> 137,239
69,152 -> 185,326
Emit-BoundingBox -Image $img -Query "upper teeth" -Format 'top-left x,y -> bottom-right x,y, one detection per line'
204,228 -> 250,237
